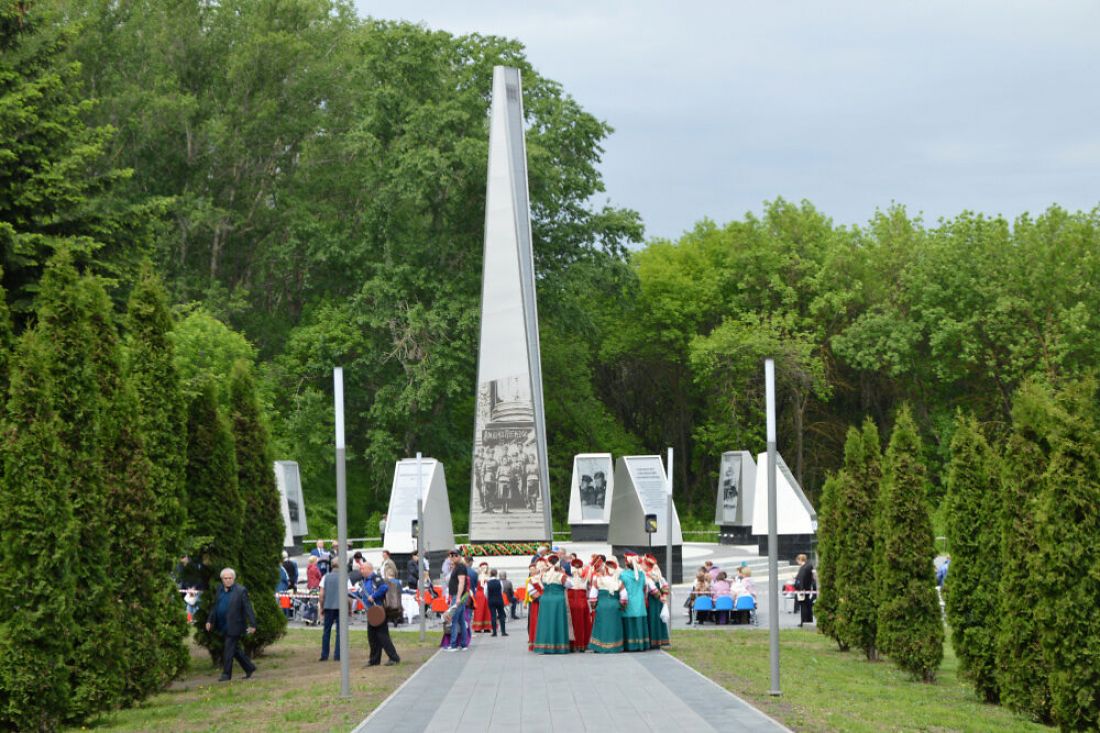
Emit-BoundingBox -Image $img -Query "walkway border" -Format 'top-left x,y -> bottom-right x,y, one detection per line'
656,649 -> 794,732
351,648 -> 441,733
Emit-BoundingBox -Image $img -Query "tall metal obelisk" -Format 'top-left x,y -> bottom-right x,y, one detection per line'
468,66 -> 552,543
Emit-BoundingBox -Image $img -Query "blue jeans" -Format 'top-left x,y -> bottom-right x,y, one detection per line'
448,604 -> 467,648
321,608 -> 340,660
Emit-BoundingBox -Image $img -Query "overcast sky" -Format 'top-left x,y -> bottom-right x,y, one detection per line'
355,1 -> 1100,241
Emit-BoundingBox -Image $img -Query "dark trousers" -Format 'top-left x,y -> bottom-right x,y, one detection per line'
489,600 -> 506,634
321,608 -> 340,660
368,622 -> 399,665
799,595 -> 815,624
507,594 -> 518,619
222,634 -> 255,677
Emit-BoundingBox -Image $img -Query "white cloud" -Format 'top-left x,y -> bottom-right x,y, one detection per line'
355,0 -> 1100,238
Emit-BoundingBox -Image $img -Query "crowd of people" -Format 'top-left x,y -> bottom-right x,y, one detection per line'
177,539 -> 830,682
687,559 -> 759,624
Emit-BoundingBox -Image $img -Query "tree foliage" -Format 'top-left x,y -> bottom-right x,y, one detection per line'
943,412 -> 1000,702
995,423 -> 1052,723
832,419 -> 883,659
0,329 -> 76,732
875,405 -> 943,681
228,360 -> 287,655
814,471 -> 844,649
185,379 -> 242,661
1029,379 -> 1100,731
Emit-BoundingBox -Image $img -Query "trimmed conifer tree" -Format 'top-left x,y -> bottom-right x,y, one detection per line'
875,405 -> 943,681
995,425 -> 1052,723
228,360 -> 287,654
835,418 -> 882,660
186,379 -> 243,661
34,254 -> 125,720
943,412 -> 1000,702
125,263 -> 190,681
1032,378 -> 1100,731
0,266 -> 11,402
814,471 -> 846,649
0,330 -> 78,732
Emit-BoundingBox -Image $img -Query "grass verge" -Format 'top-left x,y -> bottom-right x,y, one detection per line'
666,629 -> 1051,733
76,629 -> 437,733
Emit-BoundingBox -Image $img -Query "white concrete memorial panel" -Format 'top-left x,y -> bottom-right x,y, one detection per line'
274,460 -> 308,550
383,458 -> 454,555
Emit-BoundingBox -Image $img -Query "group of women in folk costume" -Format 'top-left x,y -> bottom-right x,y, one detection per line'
528,551 -> 670,655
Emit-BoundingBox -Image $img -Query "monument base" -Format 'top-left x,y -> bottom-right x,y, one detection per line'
391,549 -> 450,584
570,523 -> 609,542
717,525 -> 754,545
612,544 -> 683,584
756,534 -> 817,564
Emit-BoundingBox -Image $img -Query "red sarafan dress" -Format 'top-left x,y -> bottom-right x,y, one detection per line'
568,568 -> 592,651
472,576 -> 492,633
527,577 -> 543,651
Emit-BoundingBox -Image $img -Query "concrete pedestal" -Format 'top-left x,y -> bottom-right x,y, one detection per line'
570,523 -> 609,542
612,543 -> 683,584
717,525 -> 754,545
756,534 -> 816,564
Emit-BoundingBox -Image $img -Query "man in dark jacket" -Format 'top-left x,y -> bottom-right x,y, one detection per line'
205,567 -> 257,681
361,562 -> 400,666
486,568 -> 507,636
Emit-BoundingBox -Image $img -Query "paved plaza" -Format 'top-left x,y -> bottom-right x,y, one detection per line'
354,623 -> 791,733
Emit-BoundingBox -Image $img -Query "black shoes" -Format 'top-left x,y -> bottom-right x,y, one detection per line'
384,659 -> 400,666
218,674 -> 231,682
245,668 -> 255,679
502,632 -> 509,637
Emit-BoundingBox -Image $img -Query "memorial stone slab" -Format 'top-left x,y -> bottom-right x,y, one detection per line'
568,453 -> 614,541
274,460 -> 308,552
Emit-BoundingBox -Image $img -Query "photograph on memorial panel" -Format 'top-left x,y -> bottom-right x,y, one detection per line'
470,375 -> 543,536
717,452 -> 742,524
576,455 -> 613,521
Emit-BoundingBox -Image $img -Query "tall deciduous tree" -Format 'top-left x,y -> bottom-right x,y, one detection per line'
185,379 -> 243,661
995,419 -> 1052,723
834,418 -> 882,660
0,329 -> 76,732
943,412 -> 1000,702
1031,379 -> 1100,731
229,360 -> 287,654
876,405 -> 943,681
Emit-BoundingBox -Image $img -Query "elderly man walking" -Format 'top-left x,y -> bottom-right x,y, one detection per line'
205,568 -> 257,681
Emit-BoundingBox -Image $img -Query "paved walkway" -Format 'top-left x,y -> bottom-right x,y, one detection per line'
355,625 -> 791,733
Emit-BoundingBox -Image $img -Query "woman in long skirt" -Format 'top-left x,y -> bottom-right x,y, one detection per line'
644,554 -> 670,649
526,561 -> 545,651
532,556 -> 571,654
567,558 -> 592,652
587,558 -> 624,654
620,553 -> 650,651
471,562 -> 492,633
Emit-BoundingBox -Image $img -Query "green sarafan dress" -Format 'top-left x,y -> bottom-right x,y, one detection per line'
620,569 -> 650,651
647,591 -> 670,648
532,577 -> 570,654
587,588 -> 624,653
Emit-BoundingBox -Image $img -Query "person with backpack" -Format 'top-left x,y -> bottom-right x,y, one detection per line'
360,562 -> 400,666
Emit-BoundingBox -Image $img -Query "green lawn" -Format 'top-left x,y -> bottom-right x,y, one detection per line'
667,629 -> 1052,733
77,629 -> 437,733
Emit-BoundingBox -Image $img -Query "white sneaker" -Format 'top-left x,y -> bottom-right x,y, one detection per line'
444,647 -> 457,653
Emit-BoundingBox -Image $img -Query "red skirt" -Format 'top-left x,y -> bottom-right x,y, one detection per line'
568,588 -> 592,651
527,599 -> 540,651
472,585 -> 492,632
